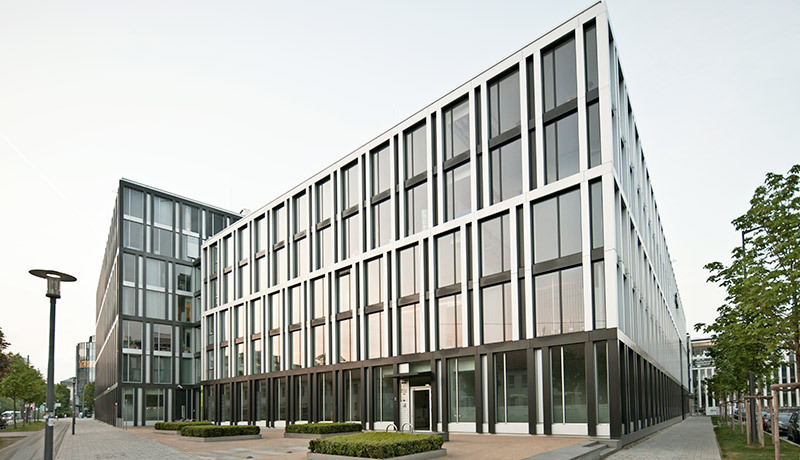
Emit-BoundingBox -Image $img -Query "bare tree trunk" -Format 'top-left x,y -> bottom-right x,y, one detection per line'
772,389 -> 780,460
746,399 -> 752,444
756,387 -> 765,448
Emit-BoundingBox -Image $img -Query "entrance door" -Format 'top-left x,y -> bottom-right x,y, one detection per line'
411,388 -> 431,431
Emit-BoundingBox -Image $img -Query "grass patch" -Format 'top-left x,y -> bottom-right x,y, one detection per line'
286,422 -> 362,434
309,432 -> 443,459
0,439 -> 4,449
712,416 -> 800,459
180,425 -> 260,437
154,421 -> 213,431
2,421 -> 45,432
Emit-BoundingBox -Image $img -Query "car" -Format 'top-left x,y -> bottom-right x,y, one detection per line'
778,410 -> 793,436
0,418 -> 6,430
787,410 -> 800,443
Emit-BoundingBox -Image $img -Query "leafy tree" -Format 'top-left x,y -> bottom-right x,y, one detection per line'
82,381 -> 95,413
0,327 -> 10,379
54,384 -> 71,417
0,354 -> 44,429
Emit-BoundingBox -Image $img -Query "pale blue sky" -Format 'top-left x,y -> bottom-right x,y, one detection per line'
1,0 -> 797,381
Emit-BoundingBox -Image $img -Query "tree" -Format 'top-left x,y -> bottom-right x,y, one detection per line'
54,384 -> 71,417
0,354 -> 45,429
82,381 -> 95,413
0,327 -> 11,379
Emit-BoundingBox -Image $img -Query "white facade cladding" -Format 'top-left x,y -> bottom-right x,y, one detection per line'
200,2 -> 689,442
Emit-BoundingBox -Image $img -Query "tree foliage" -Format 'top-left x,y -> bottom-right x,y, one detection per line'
0,327 -> 11,379
697,164 -> 800,399
0,354 -> 45,428
82,381 -> 95,412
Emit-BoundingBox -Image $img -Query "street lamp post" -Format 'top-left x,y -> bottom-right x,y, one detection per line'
30,269 -> 76,460
71,376 -> 76,435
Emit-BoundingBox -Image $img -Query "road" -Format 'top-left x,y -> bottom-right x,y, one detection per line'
0,420 -> 68,460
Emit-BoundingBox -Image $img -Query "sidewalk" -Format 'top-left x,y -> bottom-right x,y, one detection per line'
607,416 -> 721,460
56,418 -> 194,460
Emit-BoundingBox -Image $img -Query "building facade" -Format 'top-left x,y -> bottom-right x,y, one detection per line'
200,2 -> 690,444
94,179 -> 240,426
76,335 -> 96,414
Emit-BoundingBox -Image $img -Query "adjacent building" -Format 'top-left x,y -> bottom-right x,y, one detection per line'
199,2 -> 690,444
75,335 -> 96,414
94,179 -> 240,426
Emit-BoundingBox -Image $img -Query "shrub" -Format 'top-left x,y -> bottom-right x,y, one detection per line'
286,422 -> 362,434
154,421 -> 213,431
180,425 -> 261,437
308,432 -> 443,458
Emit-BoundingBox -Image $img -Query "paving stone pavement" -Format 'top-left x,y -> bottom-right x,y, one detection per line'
56,418 -> 196,459
607,416 -> 721,460
191,445 -> 307,460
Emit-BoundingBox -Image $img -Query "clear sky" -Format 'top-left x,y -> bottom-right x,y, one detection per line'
1,0 -> 798,383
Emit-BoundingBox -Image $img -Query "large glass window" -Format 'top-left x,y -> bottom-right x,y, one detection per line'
289,285 -> 302,324
122,320 -> 142,349
482,283 -> 512,344
343,370 -> 362,421
398,245 -> 419,298
122,354 -> 142,383
588,102 -> 601,168
435,231 -> 461,291
275,378 -> 286,421
153,324 -> 171,352
122,286 -> 136,315
406,182 -> 428,236
153,228 -> 172,256
481,213 -> 511,276
274,247 -> 287,285
183,204 -> 200,233
584,23 -> 598,92
250,299 -> 262,335
438,295 -> 462,350
312,324 -> 325,366
373,365 -> 394,422
533,189 -> 582,263
338,318 -> 352,363
317,226 -> 334,269
177,295 -> 192,322
318,372 -> 334,421
366,257 -> 384,306
251,339 -> 262,374
542,37 -> 577,111
489,70 -> 521,137
342,163 -> 359,210
444,99 -> 469,161
145,389 -> 166,421
590,181 -> 603,249
123,221 -> 143,250
400,303 -> 422,355
294,375 -> 309,421
534,266 -> 583,336
372,199 -> 392,249
293,192 -> 308,235
153,356 -> 171,384
495,350 -> 528,423
290,330 -> 302,369
311,277 -> 326,319
294,237 -> 309,277
596,341 -> 609,423
490,139 -> 522,204
153,197 -> 173,227
367,311 -> 385,359
544,112 -> 579,184
444,162 -> 470,221
372,144 -> 391,194
270,334 -> 281,371
551,344 -> 587,423
448,357 -> 476,422
123,188 -> 144,219
343,215 -> 360,259
592,261 -> 606,329
145,290 -> 166,319
317,178 -> 332,223
122,253 -> 136,284
220,346 -> 229,378
273,205 -> 286,245
405,124 -> 427,179
146,259 -> 166,288
337,270 -> 352,313
269,292 -> 280,329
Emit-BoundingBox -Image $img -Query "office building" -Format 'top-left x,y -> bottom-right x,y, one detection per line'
94,179 -> 240,426
75,335 -> 96,414
200,2 -> 689,444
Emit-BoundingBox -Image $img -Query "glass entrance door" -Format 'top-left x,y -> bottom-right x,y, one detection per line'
412,387 -> 431,431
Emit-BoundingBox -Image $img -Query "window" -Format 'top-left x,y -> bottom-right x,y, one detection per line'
153,356 -> 171,384
273,205 -> 286,245
590,181 -> 603,249
254,216 -> 265,252
542,37 -> 577,112
337,270 -> 352,313
400,303 -> 422,355
587,102 -> 601,168
398,245 -> 418,298
533,189 -> 582,263
372,144 -> 391,194
342,163 -> 359,210
338,318 -> 352,363
312,324 -> 325,366
123,221 -> 143,250
444,98 -> 469,161
206,351 -> 214,380
236,343 -> 245,376
366,257 -> 384,306
122,354 -> 142,383
317,178 -> 332,223
405,182 -> 428,236
343,370 -> 361,421
183,235 -> 199,261
444,162 -> 470,221
183,204 -> 200,233
220,346 -> 229,378
448,357 -> 476,422
482,283 -> 512,344
153,324 -> 171,352
176,265 -> 191,292
146,259 -> 166,288
237,227 -> 249,262
294,237 -> 309,277
206,316 -> 214,346
237,263 -> 250,298
180,327 -> 193,353
596,341 -> 609,423
146,290 -> 166,319
436,230 -> 461,287
153,197 -> 173,227
294,375 -> 309,421
490,139 -> 522,204
343,215 -> 360,259
372,199 -> 392,249
317,226 -> 333,269
317,372 -> 334,421
234,304 -> 244,338
405,124 -> 427,179
367,311 -> 385,358
584,23 -> 598,92
534,266 -> 584,336
251,339 -> 262,374
176,295 -> 192,322
495,350 -> 528,423
552,344 -> 587,423
219,310 -> 228,342
270,334 -> 281,371
293,192 -> 308,235
123,253 -> 136,284
311,277 -> 326,319
122,287 -> 136,315
289,284 -> 302,324
481,213 -> 511,276
489,70 -> 521,137
592,261 -> 606,329
123,188 -> 144,219
208,212 -> 226,236
273,246 -> 287,285
122,320 -> 142,349
544,112 -> 579,184
438,295 -> 462,350
373,366 -> 395,422
153,228 -> 172,256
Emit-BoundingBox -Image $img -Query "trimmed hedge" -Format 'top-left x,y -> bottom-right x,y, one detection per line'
308,432 -> 443,459
180,425 -> 261,438
286,422 -> 362,434
154,421 -> 213,431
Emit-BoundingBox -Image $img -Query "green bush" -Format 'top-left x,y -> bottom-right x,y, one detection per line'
285,422 -> 362,434
154,421 -> 213,431
308,432 -> 443,458
180,425 -> 261,437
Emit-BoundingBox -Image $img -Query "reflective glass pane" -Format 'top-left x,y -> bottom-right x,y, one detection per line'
406,182 -> 428,236
535,271 -> 560,336
436,230 -> 461,288
445,162 -> 471,221
438,294 -> 462,350
405,124 -> 427,179
561,266 -> 584,333
559,189 -> 582,257
489,70 -> 520,138
444,99 -> 470,160
490,139 -> 522,204
399,245 -> 418,297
